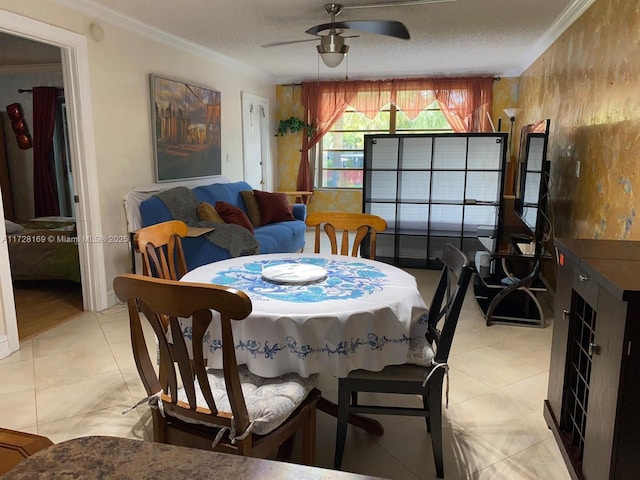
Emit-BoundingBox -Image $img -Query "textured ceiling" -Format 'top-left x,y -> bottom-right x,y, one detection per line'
5,1 -> 593,83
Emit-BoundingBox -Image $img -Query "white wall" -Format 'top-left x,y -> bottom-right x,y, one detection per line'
0,0 -> 276,343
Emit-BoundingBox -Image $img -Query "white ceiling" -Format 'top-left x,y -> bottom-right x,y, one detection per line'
7,0 -> 594,83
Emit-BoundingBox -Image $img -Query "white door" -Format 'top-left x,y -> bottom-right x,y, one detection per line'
241,92 -> 272,191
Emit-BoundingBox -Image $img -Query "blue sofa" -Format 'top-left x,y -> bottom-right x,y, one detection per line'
139,181 -> 307,269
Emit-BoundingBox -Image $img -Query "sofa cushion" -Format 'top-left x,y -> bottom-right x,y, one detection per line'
240,191 -> 262,226
215,201 -> 254,233
197,202 -> 225,224
253,190 -> 295,225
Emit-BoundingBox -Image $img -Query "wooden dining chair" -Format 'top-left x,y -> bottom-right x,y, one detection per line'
305,211 -> 387,259
113,273 -> 321,462
133,220 -> 189,280
333,244 -> 472,478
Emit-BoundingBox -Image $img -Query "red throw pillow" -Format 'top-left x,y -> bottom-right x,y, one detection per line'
214,201 -> 254,233
253,190 -> 296,225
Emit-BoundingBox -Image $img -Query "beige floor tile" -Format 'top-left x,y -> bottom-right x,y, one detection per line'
508,437 -> 571,479
462,456 -> 539,480
447,367 -> 492,406
35,370 -> 133,425
378,420 -> 506,480
31,312 -> 108,358
37,404 -> 149,444
97,315 -> 132,345
34,344 -> 120,388
119,365 -> 150,400
0,339 -> 33,364
447,390 -> 552,457
314,410 -> 419,480
95,303 -> 128,325
0,358 -> 34,394
448,345 -> 547,389
109,340 -> 137,371
498,372 -> 549,415
450,323 -> 509,356
0,388 -> 37,430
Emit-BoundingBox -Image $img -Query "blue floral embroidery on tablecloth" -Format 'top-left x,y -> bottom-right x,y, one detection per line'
200,333 -> 411,359
207,257 -> 388,303
183,257 -> 411,361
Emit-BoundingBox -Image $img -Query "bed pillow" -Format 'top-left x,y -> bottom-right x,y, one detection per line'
197,202 -> 225,224
214,201 -> 254,233
4,219 -> 25,234
240,191 -> 262,227
253,190 -> 295,225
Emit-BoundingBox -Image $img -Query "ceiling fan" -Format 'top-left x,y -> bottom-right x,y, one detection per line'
262,0 -> 456,68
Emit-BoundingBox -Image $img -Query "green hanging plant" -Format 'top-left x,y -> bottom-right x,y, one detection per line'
277,116 -> 316,137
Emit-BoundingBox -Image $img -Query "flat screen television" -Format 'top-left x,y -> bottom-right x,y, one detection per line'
513,119 -> 551,254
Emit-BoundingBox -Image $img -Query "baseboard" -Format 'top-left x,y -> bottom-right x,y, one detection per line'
106,289 -> 119,310
0,334 -> 11,360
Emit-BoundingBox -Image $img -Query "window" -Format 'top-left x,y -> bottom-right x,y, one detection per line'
316,100 -> 453,189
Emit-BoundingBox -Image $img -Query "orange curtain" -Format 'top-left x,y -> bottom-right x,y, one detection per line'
296,77 -> 494,194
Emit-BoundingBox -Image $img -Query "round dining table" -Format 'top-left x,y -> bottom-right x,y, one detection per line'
180,253 -> 428,379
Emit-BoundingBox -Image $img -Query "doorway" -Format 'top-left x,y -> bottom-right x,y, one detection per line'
0,10 -> 108,358
241,92 -> 272,191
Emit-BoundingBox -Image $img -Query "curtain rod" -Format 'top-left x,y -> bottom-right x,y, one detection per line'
18,87 -> 65,94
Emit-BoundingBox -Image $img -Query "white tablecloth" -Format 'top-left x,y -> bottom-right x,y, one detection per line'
180,253 -> 428,378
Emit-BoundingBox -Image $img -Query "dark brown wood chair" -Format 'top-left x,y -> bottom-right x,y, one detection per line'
113,273 -> 321,463
333,244 -> 472,478
134,220 -> 189,281
305,212 -> 387,259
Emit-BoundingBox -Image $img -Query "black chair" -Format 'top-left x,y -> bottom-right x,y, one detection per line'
334,243 -> 472,478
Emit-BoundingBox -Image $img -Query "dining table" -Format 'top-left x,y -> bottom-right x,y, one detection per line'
180,252 -> 429,379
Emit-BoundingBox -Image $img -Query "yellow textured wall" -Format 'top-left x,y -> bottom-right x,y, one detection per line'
275,84 -> 363,214
518,0 -> 640,240
275,85 -> 304,192
276,80 -> 518,214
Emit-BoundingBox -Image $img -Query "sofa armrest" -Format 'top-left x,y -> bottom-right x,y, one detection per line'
292,203 -> 306,221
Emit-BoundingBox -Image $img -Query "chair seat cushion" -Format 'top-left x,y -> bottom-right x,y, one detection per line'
171,366 -> 317,435
406,312 -> 436,366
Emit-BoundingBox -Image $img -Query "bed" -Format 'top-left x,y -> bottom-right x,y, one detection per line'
4,217 -> 81,283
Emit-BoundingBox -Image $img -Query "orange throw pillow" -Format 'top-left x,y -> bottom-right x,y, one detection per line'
240,190 -> 262,226
214,201 -> 254,233
197,202 -> 225,224
253,190 -> 295,225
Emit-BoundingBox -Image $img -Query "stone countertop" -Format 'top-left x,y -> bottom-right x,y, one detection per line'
0,436 -> 387,480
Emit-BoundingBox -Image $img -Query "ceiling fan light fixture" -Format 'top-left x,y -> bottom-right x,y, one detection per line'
317,33 -> 349,67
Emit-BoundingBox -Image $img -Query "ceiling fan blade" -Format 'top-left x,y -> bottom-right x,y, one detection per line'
344,0 -> 456,8
261,38 -> 319,48
306,20 -> 410,40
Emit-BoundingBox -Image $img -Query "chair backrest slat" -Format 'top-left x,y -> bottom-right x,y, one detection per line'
306,212 -> 387,260
428,244 -> 472,363
134,220 -> 189,280
113,274 -> 253,434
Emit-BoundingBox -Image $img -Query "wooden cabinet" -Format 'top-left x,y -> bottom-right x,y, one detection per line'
362,133 -> 507,268
545,238 -> 640,480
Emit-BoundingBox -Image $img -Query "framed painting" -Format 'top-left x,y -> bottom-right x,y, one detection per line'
149,74 -> 221,182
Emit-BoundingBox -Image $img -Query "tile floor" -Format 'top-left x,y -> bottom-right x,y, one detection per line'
0,264 -> 570,479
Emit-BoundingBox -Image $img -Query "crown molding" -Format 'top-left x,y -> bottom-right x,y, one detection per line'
0,63 -> 62,74
517,0 -> 596,75
52,0 -> 274,81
